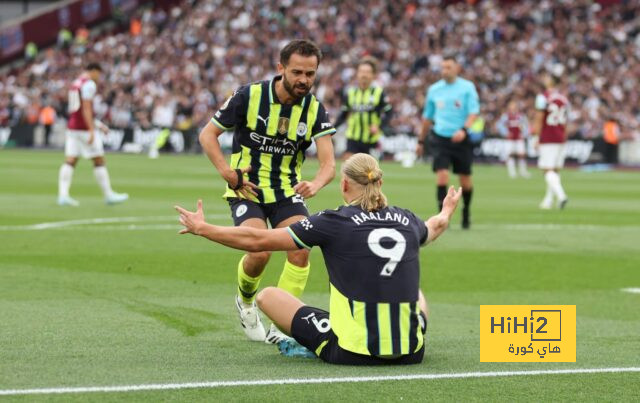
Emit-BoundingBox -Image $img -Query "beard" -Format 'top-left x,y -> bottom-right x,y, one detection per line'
283,75 -> 311,100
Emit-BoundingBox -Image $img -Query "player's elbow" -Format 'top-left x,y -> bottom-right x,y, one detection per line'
247,237 -> 273,253
198,127 -> 209,147
326,161 -> 336,180
245,241 -> 264,253
320,154 -> 336,178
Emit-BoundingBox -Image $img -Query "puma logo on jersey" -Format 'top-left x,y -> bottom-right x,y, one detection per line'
256,115 -> 269,127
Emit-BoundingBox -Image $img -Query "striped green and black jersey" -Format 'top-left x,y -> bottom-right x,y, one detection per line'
211,76 -> 336,204
334,86 -> 392,144
287,205 -> 428,357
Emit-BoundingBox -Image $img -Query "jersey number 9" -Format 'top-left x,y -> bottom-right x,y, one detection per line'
368,228 -> 407,277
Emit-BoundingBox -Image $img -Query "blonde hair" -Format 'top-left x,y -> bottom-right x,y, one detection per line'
342,153 -> 388,212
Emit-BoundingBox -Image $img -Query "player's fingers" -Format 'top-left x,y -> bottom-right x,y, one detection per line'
175,205 -> 188,215
245,181 -> 260,190
244,185 -> 258,197
239,188 -> 252,200
179,229 -> 188,234
241,166 -> 252,174
197,199 -> 203,213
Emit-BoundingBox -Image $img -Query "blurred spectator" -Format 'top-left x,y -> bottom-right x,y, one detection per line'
74,26 -> 89,54
24,42 -> 38,62
130,17 -> 142,36
603,118 -> 620,164
0,0 -> 638,148
39,103 -> 57,146
57,28 -> 73,49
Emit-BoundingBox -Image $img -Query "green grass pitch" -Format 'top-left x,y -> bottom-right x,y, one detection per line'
0,149 -> 639,401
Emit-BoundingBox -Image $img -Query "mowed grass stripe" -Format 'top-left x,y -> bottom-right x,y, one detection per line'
1,150 -> 638,400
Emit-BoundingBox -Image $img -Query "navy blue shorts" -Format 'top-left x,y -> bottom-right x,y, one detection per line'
290,305 -> 426,365
228,195 -> 309,227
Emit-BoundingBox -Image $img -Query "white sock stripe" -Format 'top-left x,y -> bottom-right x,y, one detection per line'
1,367 -> 638,396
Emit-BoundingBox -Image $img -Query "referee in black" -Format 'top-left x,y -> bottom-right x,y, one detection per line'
416,55 -> 479,229
334,56 -> 392,159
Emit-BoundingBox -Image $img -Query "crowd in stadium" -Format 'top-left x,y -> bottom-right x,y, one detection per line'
1,0 -> 639,142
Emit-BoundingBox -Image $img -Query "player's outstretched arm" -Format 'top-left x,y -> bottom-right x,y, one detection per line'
175,200 -> 297,252
424,186 -> 462,244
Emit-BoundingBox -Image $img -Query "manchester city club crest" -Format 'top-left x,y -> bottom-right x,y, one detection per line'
296,122 -> 307,137
278,117 -> 289,135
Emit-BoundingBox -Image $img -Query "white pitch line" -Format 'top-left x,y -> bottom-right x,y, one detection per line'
621,288 -> 640,294
0,215 -> 229,231
0,367 -> 638,396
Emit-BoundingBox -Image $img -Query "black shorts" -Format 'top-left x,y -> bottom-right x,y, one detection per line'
345,139 -> 377,155
228,195 -> 309,227
430,131 -> 473,175
290,306 -> 426,366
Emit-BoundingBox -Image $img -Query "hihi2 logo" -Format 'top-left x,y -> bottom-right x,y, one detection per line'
480,305 -> 576,362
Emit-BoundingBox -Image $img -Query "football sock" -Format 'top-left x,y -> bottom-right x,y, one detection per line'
277,260 -> 310,298
545,170 -> 567,201
58,163 -> 74,198
518,158 -> 529,176
437,185 -> 447,212
94,166 -> 114,197
237,255 -> 265,305
506,157 -> 516,177
542,181 -> 554,205
462,188 -> 473,221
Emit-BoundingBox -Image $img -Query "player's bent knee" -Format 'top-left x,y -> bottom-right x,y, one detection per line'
65,158 -> 78,167
248,251 -> 271,266
287,248 -> 309,267
256,286 -> 277,311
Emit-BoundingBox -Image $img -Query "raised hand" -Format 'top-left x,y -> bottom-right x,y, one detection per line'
293,181 -> 320,199
175,199 -> 206,235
